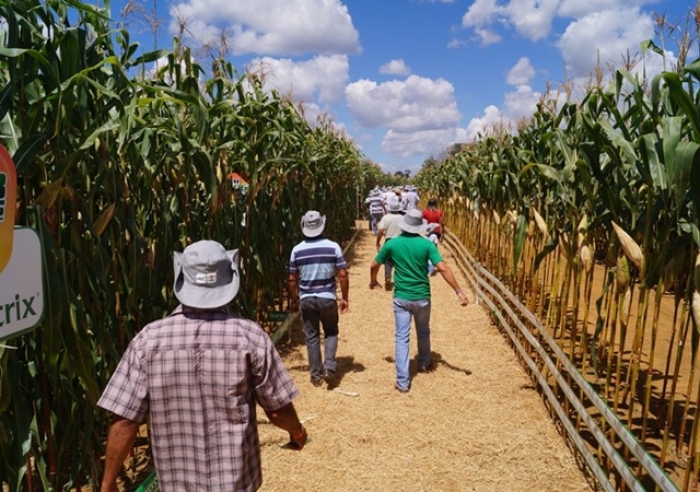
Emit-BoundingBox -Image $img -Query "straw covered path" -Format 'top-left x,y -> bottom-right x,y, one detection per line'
258,227 -> 593,492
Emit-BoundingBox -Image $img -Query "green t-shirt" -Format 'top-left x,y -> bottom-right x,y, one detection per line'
375,233 -> 443,301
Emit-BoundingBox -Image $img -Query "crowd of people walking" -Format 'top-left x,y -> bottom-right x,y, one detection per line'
97,184 -> 468,492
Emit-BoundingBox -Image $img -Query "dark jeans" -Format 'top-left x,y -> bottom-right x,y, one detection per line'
300,296 -> 339,380
370,212 -> 384,235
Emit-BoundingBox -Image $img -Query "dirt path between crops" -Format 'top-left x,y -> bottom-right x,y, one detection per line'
257,227 -> 594,492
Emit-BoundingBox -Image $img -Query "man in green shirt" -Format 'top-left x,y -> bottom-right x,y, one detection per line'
370,208 -> 469,393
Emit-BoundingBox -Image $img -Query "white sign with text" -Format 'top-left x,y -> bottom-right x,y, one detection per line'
0,228 -> 44,340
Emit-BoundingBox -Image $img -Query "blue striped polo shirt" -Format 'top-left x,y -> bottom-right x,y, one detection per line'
289,238 -> 348,300
365,195 -> 384,214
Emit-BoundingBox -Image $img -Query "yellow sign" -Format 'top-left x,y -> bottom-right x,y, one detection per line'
0,144 -> 17,274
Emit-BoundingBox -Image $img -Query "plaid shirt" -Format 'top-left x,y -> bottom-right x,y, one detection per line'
98,305 -> 299,492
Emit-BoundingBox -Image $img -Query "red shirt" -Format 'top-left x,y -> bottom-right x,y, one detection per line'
422,208 -> 443,233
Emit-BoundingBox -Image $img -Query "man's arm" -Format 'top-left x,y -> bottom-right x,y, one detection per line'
337,268 -> 349,314
369,261 -> 382,289
434,261 -> 469,306
287,272 -> 299,312
265,402 -> 308,449
100,416 -> 141,492
376,229 -> 385,251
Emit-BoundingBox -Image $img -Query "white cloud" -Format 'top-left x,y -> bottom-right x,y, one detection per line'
507,57 -> 535,86
463,83 -> 541,142
382,128 -> 468,158
558,0 -> 651,18
246,55 -> 349,104
346,75 -> 467,161
557,7 -> 655,77
462,0 -> 558,42
169,0 -> 361,56
461,0 -> 660,45
462,0 -> 502,27
379,59 -> 412,76
447,38 -> 466,49
345,75 -> 461,132
464,105 -> 515,141
505,0 -> 559,41
475,27 -> 502,46
503,85 -> 540,118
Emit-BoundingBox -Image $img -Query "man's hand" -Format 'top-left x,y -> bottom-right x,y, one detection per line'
339,299 -> 349,314
457,291 -> 469,306
289,425 -> 308,450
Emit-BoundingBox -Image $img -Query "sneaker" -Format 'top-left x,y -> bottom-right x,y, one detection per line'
324,370 -> 338,387
394,382 -> 409,393
311,377 -> 324,387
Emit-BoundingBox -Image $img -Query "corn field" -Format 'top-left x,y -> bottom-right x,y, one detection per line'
0,0 -> 386,489
416,49 -> 700,489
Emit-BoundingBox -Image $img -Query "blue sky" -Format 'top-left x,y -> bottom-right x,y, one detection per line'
111,0 -> 692,175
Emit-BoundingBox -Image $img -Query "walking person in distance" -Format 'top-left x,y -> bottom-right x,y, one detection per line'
375,194 -> 403,290
364,187 -> 386,235
369,209 -> 469,393
288,211 -> 349,388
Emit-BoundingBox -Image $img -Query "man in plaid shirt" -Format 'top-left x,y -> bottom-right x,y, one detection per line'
98,240 -> 307,492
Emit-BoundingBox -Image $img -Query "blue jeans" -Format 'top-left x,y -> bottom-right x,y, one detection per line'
370,212 -> 384,236
393,298 -> 431,390
384,258 -> 394,281
300,297 -> 339,380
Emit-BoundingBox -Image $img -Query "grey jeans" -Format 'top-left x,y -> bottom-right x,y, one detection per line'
300,296 -> 339,380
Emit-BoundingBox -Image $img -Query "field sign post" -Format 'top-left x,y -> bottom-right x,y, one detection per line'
0,145 -> 45,341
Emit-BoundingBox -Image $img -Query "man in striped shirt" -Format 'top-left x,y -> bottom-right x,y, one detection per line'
288,211 -> 349,387
364,188 -> 386,235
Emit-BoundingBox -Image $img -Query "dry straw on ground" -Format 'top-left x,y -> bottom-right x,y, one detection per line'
258,227 -> 593,492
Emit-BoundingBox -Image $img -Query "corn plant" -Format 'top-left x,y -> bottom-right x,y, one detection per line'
415,43 -> 700,489
0,0 -> 373,489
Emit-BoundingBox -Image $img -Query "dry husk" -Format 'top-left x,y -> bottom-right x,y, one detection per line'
580,244 -> 593,273
611,221 -> 643,270
617,254 -> 630,291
